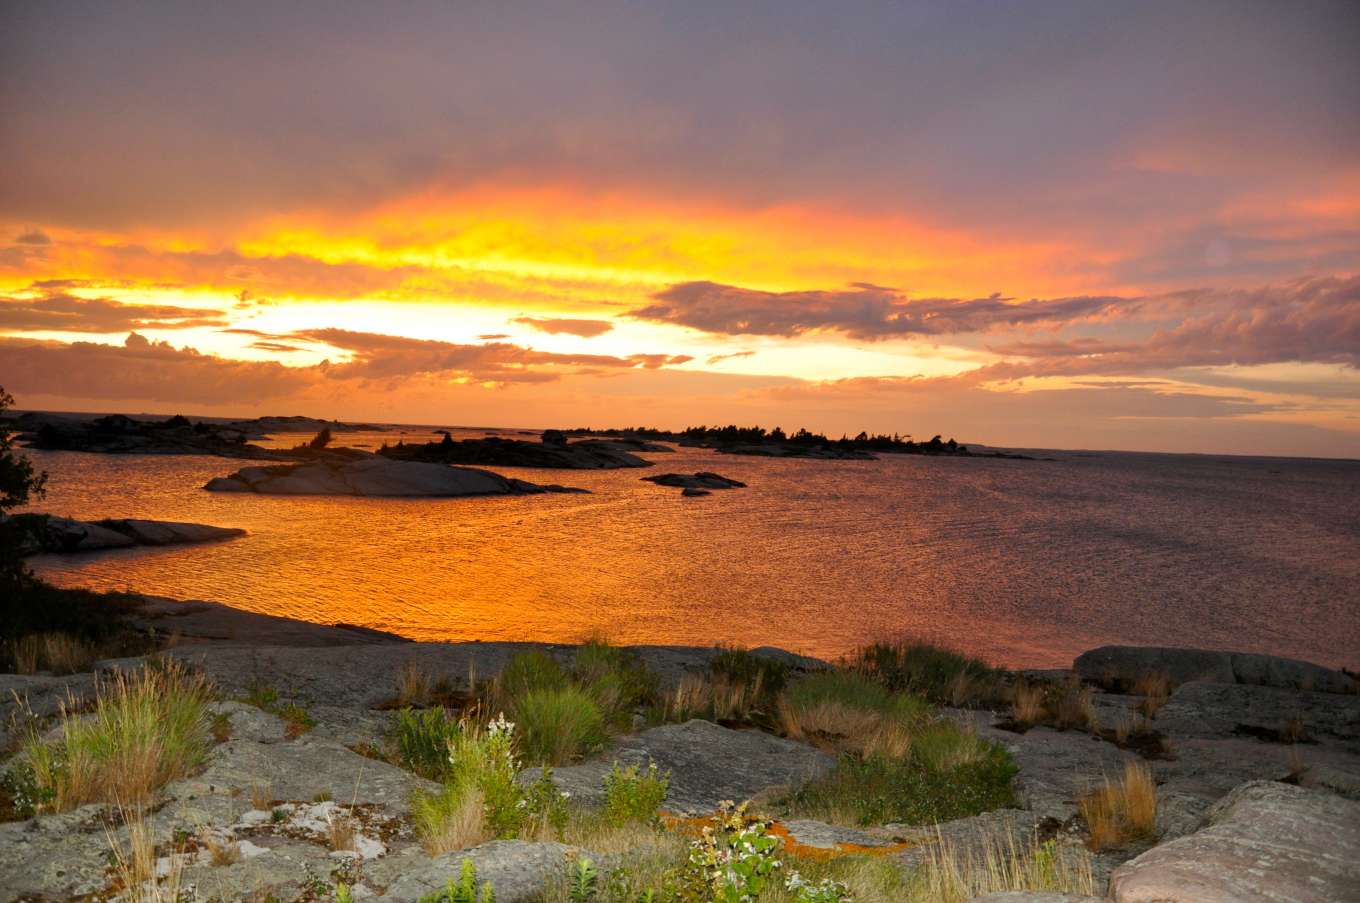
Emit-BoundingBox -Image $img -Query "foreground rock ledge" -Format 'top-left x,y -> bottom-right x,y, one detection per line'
204,457 -> 587,497
1109,780 -> 1360,902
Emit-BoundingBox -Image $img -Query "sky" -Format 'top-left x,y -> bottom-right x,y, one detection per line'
1,1 -> 1358,456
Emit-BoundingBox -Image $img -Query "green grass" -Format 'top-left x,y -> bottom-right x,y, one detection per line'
17,660 -> 212,812
390,706 -> 463,780
848,639 -> 1001,707
711,645 -> 790,697
511,686 -> 607,765
602,761 -> 669,826
495,651 -> 568,703
785,723 -> 1018,826
574,639 -> 659,727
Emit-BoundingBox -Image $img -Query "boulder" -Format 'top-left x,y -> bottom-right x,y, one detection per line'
1074,645 -> 1356,694
1109,780 -> 1360,902
204,457 -> 585,496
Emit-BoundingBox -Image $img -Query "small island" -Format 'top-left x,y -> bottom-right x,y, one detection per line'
377,429 -> 669,470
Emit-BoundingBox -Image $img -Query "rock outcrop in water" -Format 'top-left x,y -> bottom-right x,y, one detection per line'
641,471 -> 747,495
204,457 -> 588,497
10,514 -> 246,553
378,430 -> 666,469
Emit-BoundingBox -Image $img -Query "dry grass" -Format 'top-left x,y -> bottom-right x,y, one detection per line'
1279,715 -> 1308,744
1133,671 -> 1171,718
22,662 -> 211,812
396,659 -> 433,707
711,673 -> 763,721
1113,711 -> 1135,745
327,811 -> 357,852
863,717 -> 915,760
665,673 -> 714,721
1080,761 -> 1158,850
249,779 -> 272,811
413,785 -> 488,855
204,833 -> 242,866
1009,683 -> 1045,725
11,633 -> 98,675
780,697 -> 882,745
905,828 -> 1096,902
1049,677 -> 1097,732
106,807 -> 186,902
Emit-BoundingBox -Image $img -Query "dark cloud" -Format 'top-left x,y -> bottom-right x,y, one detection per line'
511,316 -> 614,338
632,281 -> 1125,339
294,328 -> 692,383
478,333 -> 511,340
249,340 -> 307,353
706,349 -> 756,364
0,292 -> 228,332
14,229 -> 51,246
0,333 -> 311,403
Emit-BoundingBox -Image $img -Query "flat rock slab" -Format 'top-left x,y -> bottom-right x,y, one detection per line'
163,734 -> 439,827
126,594 -> 410,647
537,719 -> 834,814
369,840 -> 583,901
1109,780 -> 1360,902
1154,681 -> 1360,750
0,671 -> 96,751
971,895 -> 1104,903
0,805 -> 120,900
204,457 -> 584,497
1075,645 -> 1356,694
779,819 -> 900,850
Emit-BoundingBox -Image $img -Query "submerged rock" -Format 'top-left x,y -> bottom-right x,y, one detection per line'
203,457 -> 586,497
1109,780 -> 1360,902
1075,645 -> 1357,694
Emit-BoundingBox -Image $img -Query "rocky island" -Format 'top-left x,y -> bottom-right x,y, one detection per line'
10,514 -> 246,554
378,429 -> 669,469
204,456 -> 589,497
642,472 -> 748,496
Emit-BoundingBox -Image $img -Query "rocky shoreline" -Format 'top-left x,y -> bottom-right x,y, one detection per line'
1,595 -> 1356,902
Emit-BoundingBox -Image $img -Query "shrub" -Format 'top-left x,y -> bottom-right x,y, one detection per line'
850,640 -> 1000,706
1080,761 -> 1158,850
602,761 -> 669,826
391,706 -> 464,780
710,646 -> 790,697
20,661 -> 211,811
493,651 -> 567,706
511,686 -> 606,765
787,728 -> 1017,827
574,637 -> 659,714
779,671 -> 928,756
10,632 -> 98,675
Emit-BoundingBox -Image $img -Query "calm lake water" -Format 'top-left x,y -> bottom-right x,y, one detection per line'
20,430 -> 1360,669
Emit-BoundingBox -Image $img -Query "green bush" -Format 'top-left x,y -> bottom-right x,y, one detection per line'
574,638 -> 660,726
849,640 -> 999,705
710,645 -> 790,696
602,761 -> 670,826
511,686 -> 606,765
496,651 -> 568,702
391,707 -> 463,780
786,732 -> 1017,826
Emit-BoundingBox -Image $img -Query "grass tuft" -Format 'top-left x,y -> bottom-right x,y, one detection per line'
511,685 -> 607,765
21,661 -> 211,812
847,639 -> 1001,707
1080,760 -> 1158,850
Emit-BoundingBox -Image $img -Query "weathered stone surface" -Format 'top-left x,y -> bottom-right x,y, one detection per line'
779,819 -> 899,850
0,671 -> 97,751
1109,780 -> 1360,902
209,700 -> 289,743
1075,645 -> 1356,694
1154,680 -> 1360,750
126,594 -> 410,648
534,720 -> 834,814
369,840 -> 582,901
204,457 -> 585,497
0,805 -> 120,900
890,808 -> 1042,870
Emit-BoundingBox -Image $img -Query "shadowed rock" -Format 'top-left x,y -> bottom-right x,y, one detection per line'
1075,645 -> 1357,694
642,471 -> 747,492
379,433 -> 655,469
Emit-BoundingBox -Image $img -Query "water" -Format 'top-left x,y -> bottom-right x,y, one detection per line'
19,430 -> 1360,669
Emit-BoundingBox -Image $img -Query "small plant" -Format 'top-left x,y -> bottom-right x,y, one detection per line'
785,873 -> 853,903
205,833 -> 242,866
210,711 -> 232,743
1009,682 -> 1045,726
492,651 -> 568,707
418,859 -> 496,903
567,856 -> 599,903
250,780 -> 273,811
278,701 -> 316,737
511,686 -> 606,765
392,706 -> 464,780
683,802 -> 782,902
1080,761 -> 1158,850
271,806 -> 288,823
243,684 -> 280,709
1133,671 -> 1171,718
602,761 -> 669,826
